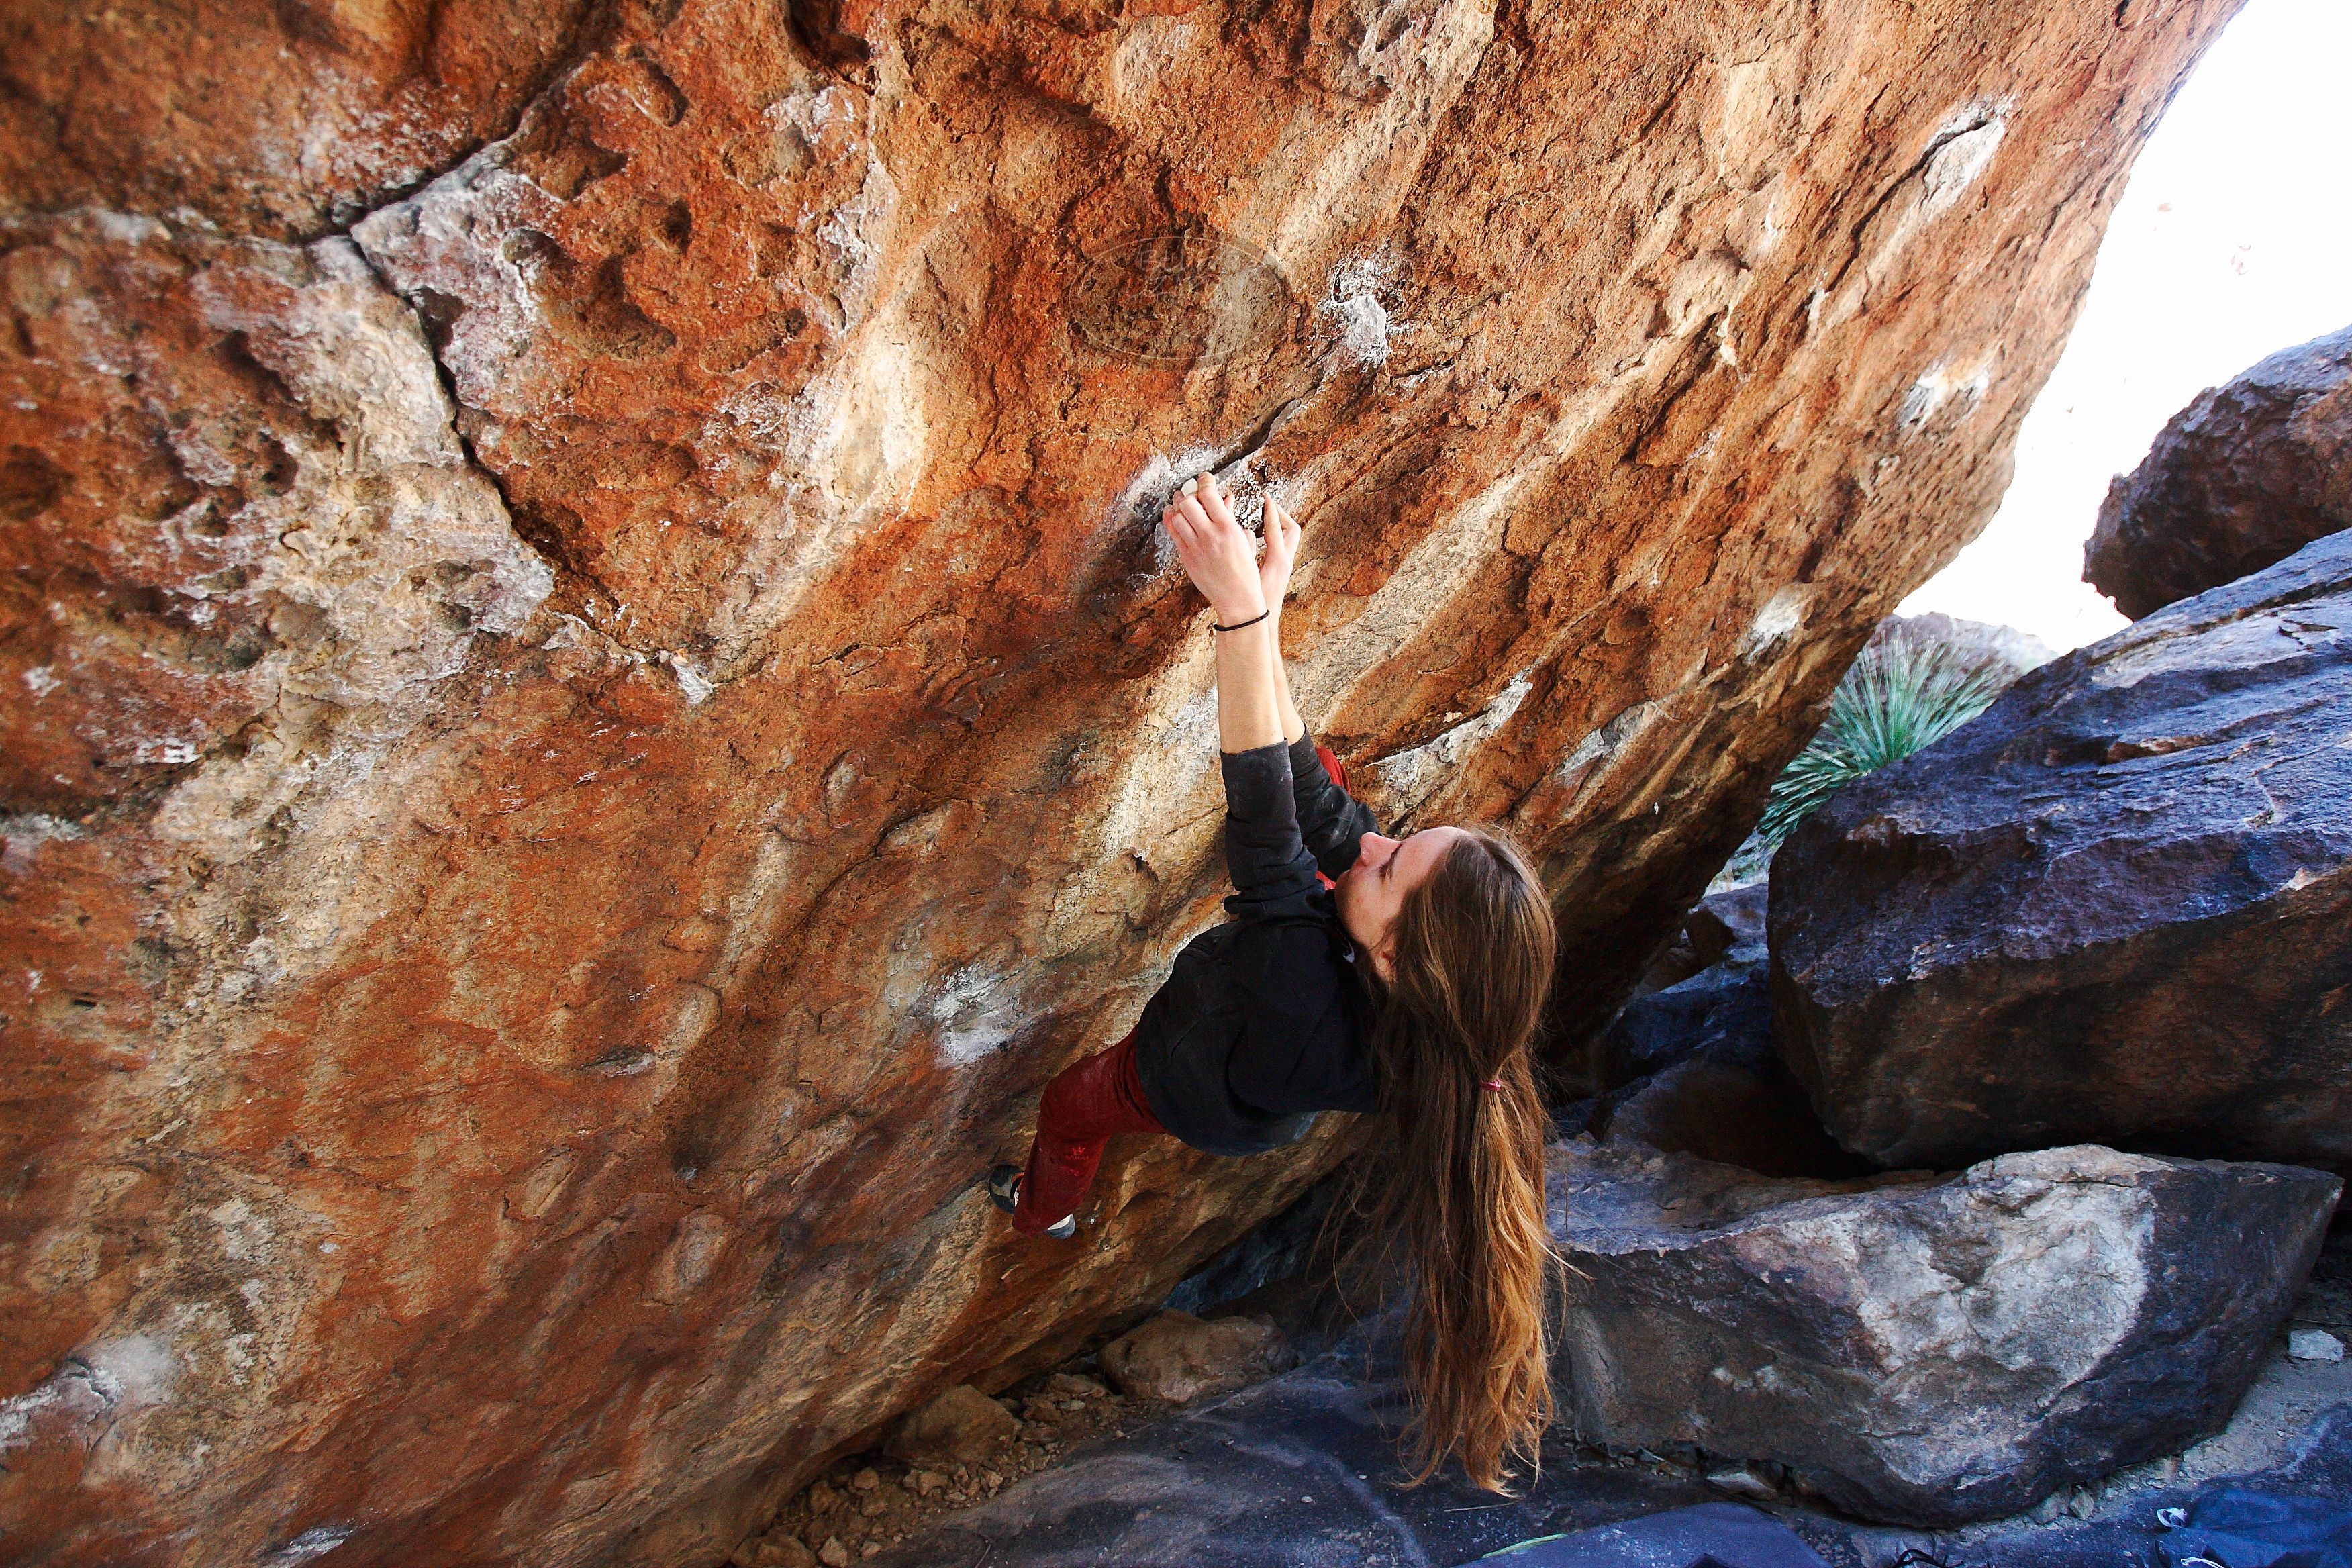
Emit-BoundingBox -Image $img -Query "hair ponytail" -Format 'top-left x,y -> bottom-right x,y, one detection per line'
1336,827 -> 1561,1493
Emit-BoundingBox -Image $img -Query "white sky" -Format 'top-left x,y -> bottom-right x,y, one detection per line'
1900,0 -> 2352,650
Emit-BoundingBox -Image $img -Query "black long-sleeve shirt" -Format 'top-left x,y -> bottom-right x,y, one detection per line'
1131,733 -> 1386,1155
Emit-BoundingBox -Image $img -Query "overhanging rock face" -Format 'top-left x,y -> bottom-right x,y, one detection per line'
0,3 -> 2239,1563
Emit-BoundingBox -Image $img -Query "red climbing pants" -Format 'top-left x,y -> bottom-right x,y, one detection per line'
1012,1028 -> 1165,1236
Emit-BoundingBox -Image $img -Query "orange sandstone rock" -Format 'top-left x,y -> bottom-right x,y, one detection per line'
0,1 -> 2241,1564
0,0 -> 605,238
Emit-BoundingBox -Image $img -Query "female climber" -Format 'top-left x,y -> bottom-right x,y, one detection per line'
985,471 -> 1561,1494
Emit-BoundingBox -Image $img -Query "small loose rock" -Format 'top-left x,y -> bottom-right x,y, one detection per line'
2288,1328 -> 2346,1362
1099,1311 -> 1293,1404
739,1358 -> 1153,1559
730,1532 -> 816,1568
1706,1463 -> 1779,1502
885,1384 -> 1021,1469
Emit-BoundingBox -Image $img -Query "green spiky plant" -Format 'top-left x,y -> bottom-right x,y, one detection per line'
1714,630 -> 2024,887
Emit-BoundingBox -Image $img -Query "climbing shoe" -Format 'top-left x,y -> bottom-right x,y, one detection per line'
987,1163 -> 1077,1239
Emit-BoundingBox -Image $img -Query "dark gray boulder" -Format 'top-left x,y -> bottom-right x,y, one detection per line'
1602,963 -> 1771,1091
1608,881 -> 1769,1083
1771,530 -> 2352,1175
1628,881 -> 1768,999
1683,880 -> 1769,971
1550,1139 -> 2340,1528
2086,323 -> 2352,618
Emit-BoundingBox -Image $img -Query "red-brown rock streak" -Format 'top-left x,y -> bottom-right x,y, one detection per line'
0,2 -> 2238,1563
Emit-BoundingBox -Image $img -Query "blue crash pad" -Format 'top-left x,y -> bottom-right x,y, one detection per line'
2161,1486 -> 2352,1568
1478,1502 -> 1834,1568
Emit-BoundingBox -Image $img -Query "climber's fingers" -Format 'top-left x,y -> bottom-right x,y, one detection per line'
1195,471 -> 1238,532
1187,480 -> 1256,565
1267,499 -> 1299,555
1161,497 -> 1198,548
1165,507 -> 1230,590
1171,488 -> 1218,544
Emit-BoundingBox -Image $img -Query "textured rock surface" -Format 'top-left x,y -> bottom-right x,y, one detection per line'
1099,1311 -> 1291,1404
862,1231 -> 2352,1567
1602,962 -> 1774,1093
1627,879 -> 1767,997
1601,883 -> 1769,1085
1,2 -> 2241,1564
1550,1140 -> 2340,1527
0,0 -> 606,238
883,1383 -> 1018,1468
1772,531 -> 2352,1175
2087,323 -> 2352,618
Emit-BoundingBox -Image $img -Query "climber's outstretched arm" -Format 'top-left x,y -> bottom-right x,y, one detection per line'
1250,495 -> 1379,873
1162,474 -> 1282,755
1259,497 -> 1307,748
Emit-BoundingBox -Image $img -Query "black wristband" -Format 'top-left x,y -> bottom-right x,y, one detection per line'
1212,608 -> 1271,632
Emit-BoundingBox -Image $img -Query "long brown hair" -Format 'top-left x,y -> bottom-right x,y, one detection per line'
1338,826 -> 1561,1493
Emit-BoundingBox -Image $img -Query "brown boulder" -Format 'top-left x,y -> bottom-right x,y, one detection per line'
882,1384 -> 1020,1469
2086,323 -> 2352,618
0,2 -> 2240,1564
732,1532 -> 818,1568
1099,1312 -> 1291,1405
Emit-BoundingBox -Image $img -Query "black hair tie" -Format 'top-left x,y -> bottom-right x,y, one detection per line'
1212,609 -> 1271,632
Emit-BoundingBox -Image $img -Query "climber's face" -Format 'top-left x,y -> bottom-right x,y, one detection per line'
1334,826 -> 1463,983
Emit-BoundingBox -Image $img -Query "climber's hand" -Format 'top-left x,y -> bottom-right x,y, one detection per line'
1162,472 -> 1267,626
1259,497 -> 1300,614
